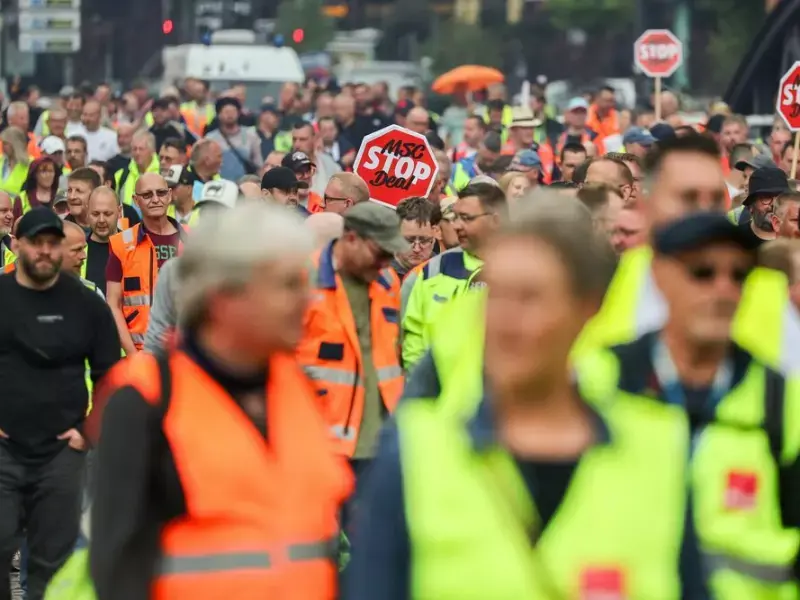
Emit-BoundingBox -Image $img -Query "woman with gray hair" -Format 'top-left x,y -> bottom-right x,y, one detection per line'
0,126 -> 32,198
90,201 -> 353,600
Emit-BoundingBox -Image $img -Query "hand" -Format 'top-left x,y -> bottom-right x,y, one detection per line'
0,428 -> 7,439
57,428 -> 85,451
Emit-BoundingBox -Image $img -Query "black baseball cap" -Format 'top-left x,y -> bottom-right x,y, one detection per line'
282,151 -> 315,172
261,166 -> 308,191
653,212 -> 759,256
16,207 -> 65,239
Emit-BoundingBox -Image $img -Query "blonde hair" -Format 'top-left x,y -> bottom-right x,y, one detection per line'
498,171 -> 527,195
0,127 -> 30,167
329,172 -> 369,204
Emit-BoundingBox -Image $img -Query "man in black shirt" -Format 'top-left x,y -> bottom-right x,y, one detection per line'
735,166 -> 789,248
85,186 -> 122,294
0,208 -> 120,600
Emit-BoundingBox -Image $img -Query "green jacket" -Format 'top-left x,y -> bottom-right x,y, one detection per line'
400,247 -> 483,370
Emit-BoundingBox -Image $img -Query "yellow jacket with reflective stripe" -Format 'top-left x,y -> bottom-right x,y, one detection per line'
0,157 -> 29,198
398,341 -> 687,599
113,155 -> 160,206
571,245 -> 793,370
422,295 -> 800,598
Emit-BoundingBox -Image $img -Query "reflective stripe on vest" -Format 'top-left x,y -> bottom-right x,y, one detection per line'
123,295 -> 151,307
159,538 -> 337,575
704,552 -> 794,584
101,350 -> 352,600
297,242 -> 404,456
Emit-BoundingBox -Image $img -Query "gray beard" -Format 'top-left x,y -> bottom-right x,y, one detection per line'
752,210 -> 774,232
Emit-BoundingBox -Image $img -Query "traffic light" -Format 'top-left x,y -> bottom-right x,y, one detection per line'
292,28 -> 304,44
162,19 -> 174,35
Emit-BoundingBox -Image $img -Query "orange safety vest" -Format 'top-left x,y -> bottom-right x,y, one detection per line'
117,217 -> 130,230
297,242 -> 404,456
104,350 -> 352,600
586,105 -> 620,139
307,191 -> 325,214
3,262 -> 14,274
180,104 -> 213,139
107,221 -> 185,350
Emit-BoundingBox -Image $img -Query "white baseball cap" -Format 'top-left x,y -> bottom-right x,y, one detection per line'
198,180 -> 238,209
40,136 -> 66,155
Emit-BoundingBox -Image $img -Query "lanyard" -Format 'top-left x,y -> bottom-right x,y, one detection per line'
651,338 -> 734,435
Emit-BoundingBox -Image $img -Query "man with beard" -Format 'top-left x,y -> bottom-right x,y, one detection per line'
771,191 -> 800,239
0,208 -> 119,600
733,166 -> 789,247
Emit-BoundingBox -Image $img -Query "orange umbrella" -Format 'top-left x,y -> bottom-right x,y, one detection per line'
432,65 -> 505,94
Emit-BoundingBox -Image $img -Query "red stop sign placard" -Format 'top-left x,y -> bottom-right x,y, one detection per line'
634,29 -> 683,78
777,61 -> 800,132
353,125 -> 439,209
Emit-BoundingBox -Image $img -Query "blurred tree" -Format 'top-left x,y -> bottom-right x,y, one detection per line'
376,0 -> 435,61
546,0 -> 635,33
421,22 -> 504,76
696,0 -> 764,89
275,0 -> 335,52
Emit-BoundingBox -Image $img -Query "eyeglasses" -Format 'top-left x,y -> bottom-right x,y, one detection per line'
136,189 -> 170,201
453,212 -> 492,224
324,194 -> 349,204
404,235 -> 434,247
686,264 -> 751,286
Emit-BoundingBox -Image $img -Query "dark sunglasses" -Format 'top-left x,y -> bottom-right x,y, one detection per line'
136,188 -> 170,200
686,264 -> 751,285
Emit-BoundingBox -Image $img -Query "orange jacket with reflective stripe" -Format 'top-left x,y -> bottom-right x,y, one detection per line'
105,350 -> 351,600
108,220 -> 185,350
586,105 -> 620,139
297,242 -> 404,456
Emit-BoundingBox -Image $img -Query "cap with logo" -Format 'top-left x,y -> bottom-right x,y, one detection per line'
197,180 -> 239,209
261,166 -> 308,191
439,196 -> 457,222
343,201 -> 410,255
165,165 -> 195,188
282,151 -> 315,172
16,207 -> 65,239
653,212 -> 759,256
40,136 -> 66,155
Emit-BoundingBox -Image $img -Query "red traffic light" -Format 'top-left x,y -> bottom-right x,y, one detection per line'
162,19 -> 174,34
292,28 -> 304,44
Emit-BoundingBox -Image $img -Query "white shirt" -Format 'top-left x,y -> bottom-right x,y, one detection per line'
70,125 -> 119,162
65,121 -> 84,138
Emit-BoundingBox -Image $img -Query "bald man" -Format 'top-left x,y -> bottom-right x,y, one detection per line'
85,186 -> 121,293
239,181 -> 261,199
406,107 -> 430,135
322,172 -> 370,214
106,172 -> 185,353
306,212 -> 344,249
585,157 -> 634,204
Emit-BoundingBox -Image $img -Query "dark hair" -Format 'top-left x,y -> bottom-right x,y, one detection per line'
458,182 -> 507,213
674,125 -> 699,138
488,155 -> 514,175
599,85 -> 615,95
560,142 -> 587,163
293,121 -> 314,134
466,115 -> 487,130
88,160 -> 111,183
160,137 -> 186,153
396,196 -> 442,227
573,159 -> 592,185
67,93 -> 85,104
487,99 -> 505,112
549,180 -> 578,189
577,182 -> 621,217
643,134 -> 720,178
317,115 -> 336,127
66,135 -> 87,150
783,140 -> 794,157
425,131 -> 445,151
68,166 -> 102,190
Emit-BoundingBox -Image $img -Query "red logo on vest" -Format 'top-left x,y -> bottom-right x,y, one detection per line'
581,567 -> 625,600
725,471 -> 758,510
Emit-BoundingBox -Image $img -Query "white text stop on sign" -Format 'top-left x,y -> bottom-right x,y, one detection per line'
639,43 -> 679,61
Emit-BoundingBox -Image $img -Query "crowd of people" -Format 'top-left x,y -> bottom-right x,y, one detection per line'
0,74 -> 798,600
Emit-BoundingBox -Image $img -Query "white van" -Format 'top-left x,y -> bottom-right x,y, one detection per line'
162,30 -> 304,110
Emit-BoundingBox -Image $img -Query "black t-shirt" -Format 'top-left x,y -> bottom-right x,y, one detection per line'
121,203 -> 141,227
86,238 -> 110,294
0,272 -> 120,462
736,216 -> 771,248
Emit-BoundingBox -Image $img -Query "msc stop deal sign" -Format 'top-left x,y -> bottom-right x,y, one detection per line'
634,29 -> 683,78
777,61 -> 800,132
353,125 -> 439,209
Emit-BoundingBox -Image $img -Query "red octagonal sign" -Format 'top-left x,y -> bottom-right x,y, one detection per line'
777,61 -> 800,132
634,29 -> 683,78
353,124 -> 439,209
